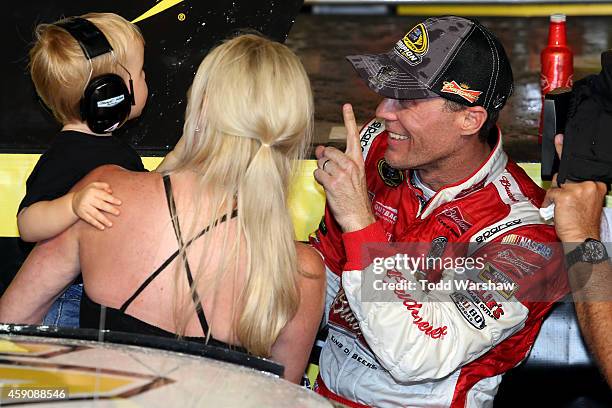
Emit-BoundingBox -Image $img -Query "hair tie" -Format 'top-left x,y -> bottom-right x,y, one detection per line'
260,142 -> 271,148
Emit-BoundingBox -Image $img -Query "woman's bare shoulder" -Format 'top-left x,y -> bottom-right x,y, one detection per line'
295,242 -> 325,281
73,166 -> 163,232
72,165 -> 159,193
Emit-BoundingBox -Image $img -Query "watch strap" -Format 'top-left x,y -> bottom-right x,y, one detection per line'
565,244 -> 583,269
565,238 -> 609,269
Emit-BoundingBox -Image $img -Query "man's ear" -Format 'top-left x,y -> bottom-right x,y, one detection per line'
459,106 -> 487,135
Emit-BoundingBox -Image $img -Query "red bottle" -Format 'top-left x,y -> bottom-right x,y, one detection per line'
538,14 -> 574,143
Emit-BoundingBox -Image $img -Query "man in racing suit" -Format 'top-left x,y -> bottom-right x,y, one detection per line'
310,16 -> 569,407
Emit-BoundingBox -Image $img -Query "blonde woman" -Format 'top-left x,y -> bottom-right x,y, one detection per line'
0,34 -> 325,383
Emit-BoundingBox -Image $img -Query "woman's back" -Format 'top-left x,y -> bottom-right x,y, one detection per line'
76,165 -> 325,383
78,166 -> 248,344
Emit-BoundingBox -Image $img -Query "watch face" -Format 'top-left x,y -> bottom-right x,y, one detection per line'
583,240 -> 607,262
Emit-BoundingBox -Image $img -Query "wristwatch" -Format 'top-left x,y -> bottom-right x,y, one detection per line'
565,238 -> 610,269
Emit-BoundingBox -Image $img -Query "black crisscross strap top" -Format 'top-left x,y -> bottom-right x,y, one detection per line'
80,174 -> 243,351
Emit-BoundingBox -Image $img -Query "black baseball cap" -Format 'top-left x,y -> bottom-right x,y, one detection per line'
346,16 -> 514,111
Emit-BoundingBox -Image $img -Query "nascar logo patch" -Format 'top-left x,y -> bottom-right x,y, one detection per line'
394,23 -> 429,66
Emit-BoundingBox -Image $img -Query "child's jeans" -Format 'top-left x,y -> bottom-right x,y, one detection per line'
42,283 -> 82,328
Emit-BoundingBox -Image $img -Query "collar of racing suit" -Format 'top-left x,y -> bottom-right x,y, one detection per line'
414,126 -> 507,219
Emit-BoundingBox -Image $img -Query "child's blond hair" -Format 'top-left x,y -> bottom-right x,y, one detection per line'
29,12 -> 144,124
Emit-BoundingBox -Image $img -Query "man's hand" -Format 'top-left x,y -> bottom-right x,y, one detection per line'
543,134 -> 608,242
71,182 -> 121,230
313,104 -> 375,232
543,182 -> 607,243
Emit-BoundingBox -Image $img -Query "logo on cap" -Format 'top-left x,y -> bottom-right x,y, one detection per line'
441,80 -> 483,103
370,65 -> 399,90
394,23 -> 429,66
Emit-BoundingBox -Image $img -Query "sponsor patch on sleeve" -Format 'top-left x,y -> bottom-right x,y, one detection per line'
491,248 -> 540,278
501,234 -> 553,260
478,263 -> 519,299
450,292 -> 486,330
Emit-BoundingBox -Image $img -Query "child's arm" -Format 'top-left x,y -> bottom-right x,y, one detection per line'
155,136 -> 186,173
17,182 -> 121,242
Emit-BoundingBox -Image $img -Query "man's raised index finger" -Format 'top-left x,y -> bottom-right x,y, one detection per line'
343,103 -> 361,161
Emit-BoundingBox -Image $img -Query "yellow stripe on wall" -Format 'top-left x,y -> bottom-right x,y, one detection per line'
1,154 -> 40,238
1,154 -> 609,239
0,155 -> 325,240
397,4 -> 612,17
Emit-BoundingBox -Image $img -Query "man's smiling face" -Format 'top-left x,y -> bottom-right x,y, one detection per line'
375,97 -> 464,171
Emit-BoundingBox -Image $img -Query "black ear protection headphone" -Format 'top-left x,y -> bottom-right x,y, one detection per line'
55,18 -> 135,134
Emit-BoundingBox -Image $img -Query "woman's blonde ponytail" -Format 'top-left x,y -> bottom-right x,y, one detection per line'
162,33 -> 313,356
